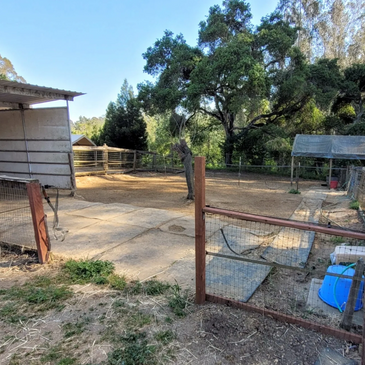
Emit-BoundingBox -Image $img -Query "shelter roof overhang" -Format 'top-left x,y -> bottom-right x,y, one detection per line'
292,134 -> 365,160
0,79 -> 84,109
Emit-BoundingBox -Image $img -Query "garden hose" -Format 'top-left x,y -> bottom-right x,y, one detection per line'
333,263 -> 356,313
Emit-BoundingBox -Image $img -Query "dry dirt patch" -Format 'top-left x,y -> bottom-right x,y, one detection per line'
75,171 -> 318,218
0,252 -> 361,365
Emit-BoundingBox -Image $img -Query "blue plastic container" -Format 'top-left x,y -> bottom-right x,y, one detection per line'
318,265 -> 364,311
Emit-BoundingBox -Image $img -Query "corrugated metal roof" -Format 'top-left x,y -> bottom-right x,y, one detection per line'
0,79 -> 84,106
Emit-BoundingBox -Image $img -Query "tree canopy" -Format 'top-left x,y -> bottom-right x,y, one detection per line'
0,54 -> 26,82
98,80 -> 148,150
138,0 -> 341,165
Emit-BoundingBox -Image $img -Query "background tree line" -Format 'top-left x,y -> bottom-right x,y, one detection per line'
3,0 -> 364,171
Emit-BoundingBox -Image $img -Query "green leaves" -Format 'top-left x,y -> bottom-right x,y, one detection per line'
100,80 -> 148,150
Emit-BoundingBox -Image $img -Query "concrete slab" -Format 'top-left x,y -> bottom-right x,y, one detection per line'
51,214 -> 97,233
306,278 -> 363,326
261,190 -> 327,267
155,254 -> 195,289
51,221 -> 146,259
109,208 -> 183,229
98,229 -> 194,281
206,254 -> 271,301
44,198 -> 100,213
66,203 -> 139,220
159,216 -> 195,237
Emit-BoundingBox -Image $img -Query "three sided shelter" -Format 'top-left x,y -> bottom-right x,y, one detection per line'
291,134 -> 365,187
0,80 -> 84,190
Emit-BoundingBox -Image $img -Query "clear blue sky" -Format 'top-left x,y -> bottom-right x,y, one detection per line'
2,0 -> 278,122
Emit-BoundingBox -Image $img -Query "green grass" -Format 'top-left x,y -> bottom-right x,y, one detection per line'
108,273 -> 127,290
125,312 -> 152,329
62,321 -> 86,338
350,200 -> 360,210
106,332 -> 157,365
168,284 -> 190,317
154,330 -> 175,345
0,279 -> 72,316
288,189 -> 301,194
144,280 -> 171,296
330,236 -> 347,244
63,259 -> 115,284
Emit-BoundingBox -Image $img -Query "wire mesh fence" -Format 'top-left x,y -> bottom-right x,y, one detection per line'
203,208 -> 365,338
348,167 -> 365,206
0,177 -> 37,249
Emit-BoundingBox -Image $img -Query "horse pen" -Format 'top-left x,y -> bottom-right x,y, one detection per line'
1,161 -> 365,364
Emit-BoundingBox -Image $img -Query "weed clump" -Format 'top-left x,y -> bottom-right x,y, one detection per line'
288,189 -> 301,194
350,200 -> 360,210
63,259 -> 115,284
106,332 -> 156,365
168,284 -> 190,317
144,280 -> 171,296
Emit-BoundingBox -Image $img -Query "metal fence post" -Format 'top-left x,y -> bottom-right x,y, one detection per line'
195,156 -> 206,304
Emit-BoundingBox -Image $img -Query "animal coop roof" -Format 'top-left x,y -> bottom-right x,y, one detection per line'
0,79 -> 84,108
292,135 -> 365,160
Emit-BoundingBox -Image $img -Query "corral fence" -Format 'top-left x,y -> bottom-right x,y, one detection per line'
194,157 -> 365,362
0,176 -> 49,263
73,145 -> 183,175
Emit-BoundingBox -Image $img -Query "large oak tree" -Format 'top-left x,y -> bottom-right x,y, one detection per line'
138,0 -> 339,165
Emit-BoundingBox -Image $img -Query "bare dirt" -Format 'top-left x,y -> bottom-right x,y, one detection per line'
74,171 -> 318,218
0,171 -> 363,364
0,250 -> 361,365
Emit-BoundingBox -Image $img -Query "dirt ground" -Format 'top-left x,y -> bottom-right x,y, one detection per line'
0,171 -> 363,364
0,251 -> 361,365
74,171 -> 318,218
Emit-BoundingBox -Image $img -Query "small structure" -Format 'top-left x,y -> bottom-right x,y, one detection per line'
0,80 -> 84,190
291,134 -> 365,188
71,134 -> 96,147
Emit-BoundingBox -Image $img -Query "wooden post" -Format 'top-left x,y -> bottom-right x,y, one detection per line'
133,150 -> 137,171
238,157 -> 241,186
340,258 -> 364,331
291,156 -> 294,187
329,158 -> 332,190
362,278 -> 365,363
195,156 -> 206,304
26,182 -> 49,264
102,144 -> 108,173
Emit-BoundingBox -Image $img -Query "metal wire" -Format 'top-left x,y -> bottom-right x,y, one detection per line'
0,179 -> 36,249
205,212 -> 365,333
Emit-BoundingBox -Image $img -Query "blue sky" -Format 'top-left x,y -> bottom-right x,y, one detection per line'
2,0 -> 278,121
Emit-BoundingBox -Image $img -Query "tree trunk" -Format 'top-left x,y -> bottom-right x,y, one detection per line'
173,139 -> 194,200
223,113 -> 235,166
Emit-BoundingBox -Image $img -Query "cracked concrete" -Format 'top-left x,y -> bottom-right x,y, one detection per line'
45,197 -> 196,285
